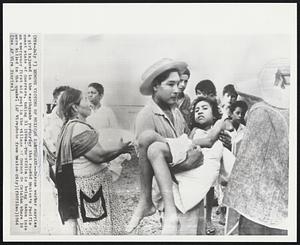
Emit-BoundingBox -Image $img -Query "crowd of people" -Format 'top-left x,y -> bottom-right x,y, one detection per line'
43,58 -> 290,236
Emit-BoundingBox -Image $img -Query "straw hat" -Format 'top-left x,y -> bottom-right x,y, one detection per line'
140,58 -> 188,95
235,58 -> 290,109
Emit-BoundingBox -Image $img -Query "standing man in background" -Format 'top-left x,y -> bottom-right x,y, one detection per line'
87,82 -> 119,129
176,68 -> 191,125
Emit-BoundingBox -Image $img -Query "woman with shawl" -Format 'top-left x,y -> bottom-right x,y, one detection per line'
55,87 -> 134,235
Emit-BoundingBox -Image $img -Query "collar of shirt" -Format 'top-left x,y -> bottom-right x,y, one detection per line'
229,123 -> 245,138
148,98 -> 175,116
236,123 -> 245,133
89,103 -> 102,112
148,98 -> 178,133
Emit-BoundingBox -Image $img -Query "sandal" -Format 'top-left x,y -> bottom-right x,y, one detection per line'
158,210 -> 164,225
215,206 -> 221,215
219,213 -> 226,226
206,223 -> 216,235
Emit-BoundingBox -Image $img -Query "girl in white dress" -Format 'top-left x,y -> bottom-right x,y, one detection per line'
126,96 -> 233,234
173,96 -> 233,234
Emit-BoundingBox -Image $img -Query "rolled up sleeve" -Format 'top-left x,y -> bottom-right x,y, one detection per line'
135,111 -> 155,139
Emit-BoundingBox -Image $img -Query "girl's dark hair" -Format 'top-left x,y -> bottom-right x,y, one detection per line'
195,80 -> 216,96
58,87 -> 82,122
189,96 -> 221,130
152,68 -> 179,89
223,84 -> 238,97
229,100 -> 248,114
88,82 -> 104,95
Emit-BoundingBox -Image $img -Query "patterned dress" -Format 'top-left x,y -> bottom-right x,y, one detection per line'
56,120 -> 123,235
223,102 -> 289,230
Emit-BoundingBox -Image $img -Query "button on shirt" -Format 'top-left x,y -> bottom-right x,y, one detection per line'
135,99 -> 188,139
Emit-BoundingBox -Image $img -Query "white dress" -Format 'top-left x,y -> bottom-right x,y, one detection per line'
172,128 -> 224,214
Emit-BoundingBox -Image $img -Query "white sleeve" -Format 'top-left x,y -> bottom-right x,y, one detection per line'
219,147 -> 236,180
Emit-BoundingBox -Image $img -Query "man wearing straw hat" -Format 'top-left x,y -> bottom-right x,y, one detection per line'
223,58 -> 290,235
126,58 -> 205,235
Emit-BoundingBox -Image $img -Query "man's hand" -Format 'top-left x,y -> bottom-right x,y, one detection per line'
219,130 -> 232,150
118,138 -> 136,155
171,144 -> 204,174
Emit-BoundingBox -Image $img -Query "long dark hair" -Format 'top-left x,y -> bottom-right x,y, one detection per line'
58,87 -> 82,123
189,96 -> 221,130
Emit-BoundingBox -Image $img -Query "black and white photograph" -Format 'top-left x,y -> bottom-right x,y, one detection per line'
3,3 -> 297,242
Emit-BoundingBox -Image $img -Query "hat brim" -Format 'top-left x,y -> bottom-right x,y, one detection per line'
140,61 -> 187,95
236,90 -> 263,102
235,79 -> 263,98
236,80 -> 289,109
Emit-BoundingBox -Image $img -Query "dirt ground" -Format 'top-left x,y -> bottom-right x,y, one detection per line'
113,153 -> 226,236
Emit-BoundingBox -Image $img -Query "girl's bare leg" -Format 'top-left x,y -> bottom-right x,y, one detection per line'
147,142 -> 179,235
125,130 -> 169,233
205,187 -> 216,235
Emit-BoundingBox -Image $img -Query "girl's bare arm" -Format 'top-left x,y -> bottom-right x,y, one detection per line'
191,117 -> 230,148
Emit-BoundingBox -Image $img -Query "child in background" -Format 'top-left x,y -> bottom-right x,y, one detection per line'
214,83 -> 238,227
217,100 -> 248,227
229,100 -> 248,155
220,84 -> 238,116
195,79 -> 217,100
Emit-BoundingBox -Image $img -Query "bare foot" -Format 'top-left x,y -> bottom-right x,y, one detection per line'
125,201 -> 156,233
161,215 -> 179,235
